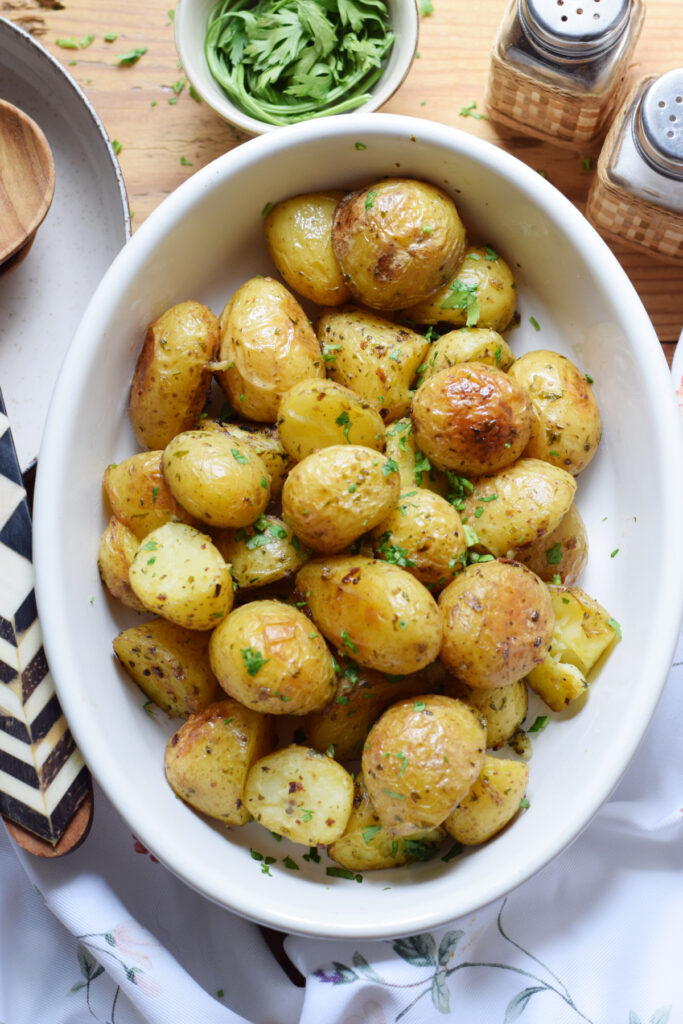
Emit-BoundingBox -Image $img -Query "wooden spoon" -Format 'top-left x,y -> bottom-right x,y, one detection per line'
0,98 -> 55,269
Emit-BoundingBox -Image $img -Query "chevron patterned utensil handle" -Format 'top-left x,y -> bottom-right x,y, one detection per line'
0,388 -> 91,849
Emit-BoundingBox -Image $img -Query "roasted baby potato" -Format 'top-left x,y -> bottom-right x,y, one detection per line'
511,502 -> 588,585
444,755 -> 529,845
128,522 -> 233,630
439,559 -> 555,689
103,451 -> 196,540
411,363 -> 533,475
421,327 -> 515,376
97,517 -> 146,610
129,300 -> 219,450
371,488 -> 467,588
244,744 -> 354,844
296,556 -> 443,675
164,698 -> 273,825
209,599 -> 336,715
215,276 -> 324,422
281,445 -> 400,554
508,350 -> 601,475
362,695 -> 487,836
317,306 -> 429,422
331,178 -> 467,311
213,514 -> 309,591
461,457 -> 577,557
113,618 -> 222,716
448,679 -> 528,749
401,246 -> 517,332
162,430 -> 270,529
195,420 -> 294,496
277,378 -> 386,460
264,190 -> 351,306
328,772 -> 444,870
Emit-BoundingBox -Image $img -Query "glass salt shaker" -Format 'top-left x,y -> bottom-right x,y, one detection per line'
485,0 -> 645,149
586,68 -> 683,263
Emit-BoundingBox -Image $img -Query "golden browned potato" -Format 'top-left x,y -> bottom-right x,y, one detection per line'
129,300 -> 220,450
264,191 -> 351,306
113,618 -> 222,716
296,556 -> 443,675
439,559 -> 554,689
209,599 -> 336,715
446,679 -> 528,749
512,502 -> 588,585
507,350 -> 601,475
281,446 -> 400,554
213,515 -> 309,592
328,772 -> 444,870
162,430 -> 270,529
461,458 -> 577,557
317,306 -> 429,422
305,659 -> 448,762
331,178 -> 467,311
215,276 -> 324,422
129,522 -> 233,630
362,695 -> 487,835
401,246 -> 517,332
97,517 -> 146,610
371,488 -> 467,588
244,744 -> 354,844
444,755 -> 529,845
277,378 -> 386,460
196,420 -> 294,496
103,451 -> 196,540
164,699 -> 273,825
411,363 -> 533,476
421,328 -> 515,376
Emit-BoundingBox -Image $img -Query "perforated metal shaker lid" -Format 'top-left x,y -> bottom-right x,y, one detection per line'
519,0 -> 631,59
634,69 -> 683,180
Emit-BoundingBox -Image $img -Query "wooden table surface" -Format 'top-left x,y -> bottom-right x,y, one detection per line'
8,0 -> 682,363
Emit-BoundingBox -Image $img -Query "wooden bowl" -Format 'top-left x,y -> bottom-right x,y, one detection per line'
0,98 -> 55,270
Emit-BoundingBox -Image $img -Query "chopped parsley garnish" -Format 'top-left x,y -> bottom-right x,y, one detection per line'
585,372 -> 594,384
440,278 -> 480,326
413,701 -> 426,711
607,617 -> 622,640
180,155 -> 193,166
545,543 -> 563,565
111,139 -> 122,154
376,531 -> 415,568
413,450 -> 431,485
355,142 -> 367,150
341,630 -> 358,653
118,47 -> 148,65
365,189 -> 377,209
104,32 -> 118,42
528,715 -> 549,733
519,797 -> 530,809
301,808 -> 314,822
610,548 -> 619,558
326,867 -> 363,882
484,246 -> 498,261
529,316 -> 541,331
419,0 -> 434,14
241,647 -> 269,676
231,448 -> 249,463
322,342 -> 341,363
383,788 -> 406,800
459,100 -> 486,120
362,825 -> 382,843
335,410 -> 352,440
303,846 -> 321,863
582,157 -> 592,172
283,856 -> 299,870
382,458 -> 398,476
441,841 -> 463,862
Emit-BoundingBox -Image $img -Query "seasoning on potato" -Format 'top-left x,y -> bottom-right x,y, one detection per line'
195,420 -> 294,496
411,363 -> 533,476
209,599 -> 336,715
213,514 -> 309,592
103,451 -> 196,540
447,679 -> 528,749
281,445 -> 401,554
331,178 -> 467,311
129,300 -> 220,450
362,695 -> 487,836
420,327 -> 515,376
277,378 -> 386,461
97,517 -> 146,610
439,559 -> 555,689
511,502 -> 588,585
444,755 -> 529,845
296,555 -> 443,675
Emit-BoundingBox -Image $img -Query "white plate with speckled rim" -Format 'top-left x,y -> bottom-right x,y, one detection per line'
0,17 -> 130,469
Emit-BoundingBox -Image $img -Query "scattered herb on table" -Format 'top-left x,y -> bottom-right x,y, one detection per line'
459,100 -> 487,120
118,47 -> 148,66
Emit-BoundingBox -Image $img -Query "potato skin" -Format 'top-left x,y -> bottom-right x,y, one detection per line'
439,559 -> 555,689
412,363 -> 533,476
209,600 -> 336,715
422,328 -> 515,376
213,515 -> 309,592
97,517 -> 146,610
507,350 -> 602,475
281,446 -> 400,554
196,420 -> 294,496
216,276 -> 324,422
462,458 -> 577,557
164,698 -> 273,825
113,618 -> 222,716
103,451 -> 196,540
244,744 -> 354,844
162,430 -> 270,529
277,378 -> 386,461
296,556 -> 443,675
401,246 -> 516,332
512,502 -> 588,585
331,178 -> 467,311
129,300 -> 219,450
371,488 -> 467,588
264,191 -> 351,306
447,679 -> 528,749
444,755 -> 529,845
362,695 -> 487,835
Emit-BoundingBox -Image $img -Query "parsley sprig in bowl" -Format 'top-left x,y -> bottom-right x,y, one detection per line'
175,0 -> 418,134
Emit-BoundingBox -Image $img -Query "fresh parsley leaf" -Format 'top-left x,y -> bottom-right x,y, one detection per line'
241,647 -> 269,676
117,47 -> 148,65
440,278 -> 480,326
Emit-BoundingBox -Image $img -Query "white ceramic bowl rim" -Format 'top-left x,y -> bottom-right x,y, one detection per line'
34,114 -> 683,939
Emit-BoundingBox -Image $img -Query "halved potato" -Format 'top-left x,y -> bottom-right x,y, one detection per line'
444,755 -> 529,845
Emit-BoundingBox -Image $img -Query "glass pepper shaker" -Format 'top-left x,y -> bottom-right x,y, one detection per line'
586,68 -> 683,263
485,0 -> 645,149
